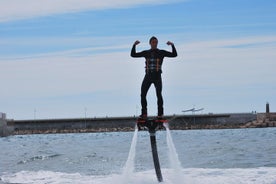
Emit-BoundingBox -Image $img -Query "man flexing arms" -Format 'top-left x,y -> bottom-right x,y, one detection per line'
131,36 -> 177,119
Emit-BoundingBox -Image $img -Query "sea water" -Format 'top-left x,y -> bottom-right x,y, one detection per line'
0,128 -> 276,183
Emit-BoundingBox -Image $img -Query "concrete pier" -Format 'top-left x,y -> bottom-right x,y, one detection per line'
7,113 -> 267,135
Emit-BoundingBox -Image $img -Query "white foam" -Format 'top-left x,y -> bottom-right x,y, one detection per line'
2,168 -> 276,184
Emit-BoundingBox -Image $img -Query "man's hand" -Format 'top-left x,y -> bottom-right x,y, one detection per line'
134,40 -> 140,46
167,41 -> 174,46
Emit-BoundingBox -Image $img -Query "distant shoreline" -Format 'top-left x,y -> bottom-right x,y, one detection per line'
2,112 -> 274,135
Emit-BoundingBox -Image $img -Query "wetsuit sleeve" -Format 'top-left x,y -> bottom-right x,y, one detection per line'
162,44 -> 178,57
131,44 -> 146,58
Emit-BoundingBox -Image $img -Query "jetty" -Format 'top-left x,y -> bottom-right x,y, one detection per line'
0,112 -> 274,135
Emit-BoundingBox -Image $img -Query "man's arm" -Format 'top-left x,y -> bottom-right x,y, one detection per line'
162,41 -> 177,57
130,40 -> 146,58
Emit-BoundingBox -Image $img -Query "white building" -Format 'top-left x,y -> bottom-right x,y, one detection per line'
0,112 -> 6,120
0,112 -> 13,137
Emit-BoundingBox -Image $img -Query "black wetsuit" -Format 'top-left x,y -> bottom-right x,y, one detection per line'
131,44 -> 177,116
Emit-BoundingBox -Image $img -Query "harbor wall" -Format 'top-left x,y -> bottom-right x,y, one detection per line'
8,113 -> 272,135
168,113 -> 257,129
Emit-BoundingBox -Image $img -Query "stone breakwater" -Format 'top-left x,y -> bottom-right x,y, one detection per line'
13,127 -> 134,135
241,113 -> 276,128
5,113 -> 275,135
10,116 -> 135,135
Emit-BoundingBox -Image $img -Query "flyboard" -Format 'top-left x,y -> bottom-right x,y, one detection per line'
136,117 -> 168,183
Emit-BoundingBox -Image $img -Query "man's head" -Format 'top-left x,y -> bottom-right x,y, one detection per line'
149,36 -> 158,49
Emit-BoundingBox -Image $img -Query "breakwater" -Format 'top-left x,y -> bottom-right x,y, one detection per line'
5,112 -> 275,135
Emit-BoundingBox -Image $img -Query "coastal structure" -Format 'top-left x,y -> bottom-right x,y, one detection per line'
2,103 -> 275,135
242,103 -> 276,128
7,112 -> 275,135
0,112 -> 13,137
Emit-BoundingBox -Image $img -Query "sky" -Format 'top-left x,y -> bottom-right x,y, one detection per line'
0,0 -> 276,120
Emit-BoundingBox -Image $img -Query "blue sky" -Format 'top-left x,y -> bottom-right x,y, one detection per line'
0,0 -> 276,119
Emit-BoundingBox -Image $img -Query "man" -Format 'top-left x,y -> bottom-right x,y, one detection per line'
131,36 -> 177,119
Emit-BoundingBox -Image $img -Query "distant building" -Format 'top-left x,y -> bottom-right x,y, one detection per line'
0,112 -> 6,120
0,112 -> 13,137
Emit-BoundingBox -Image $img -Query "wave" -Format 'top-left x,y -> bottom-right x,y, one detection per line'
17,154 -> 62,165
1,167 -> 276,184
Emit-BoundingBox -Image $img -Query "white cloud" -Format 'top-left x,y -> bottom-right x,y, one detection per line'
1,35 -> 276,98
0,0 -> 185,22
0,52 -> 140,98
164,35 -> 276,87
1,34 -> 276,118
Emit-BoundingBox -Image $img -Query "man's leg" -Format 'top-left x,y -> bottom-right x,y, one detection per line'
141,74 -> 152,116
154,73 -> 164,116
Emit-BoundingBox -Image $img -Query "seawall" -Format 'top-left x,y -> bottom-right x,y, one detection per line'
7,112 -> 276,135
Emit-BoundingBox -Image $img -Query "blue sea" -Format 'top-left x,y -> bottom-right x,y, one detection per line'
0,127 -> 276,184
